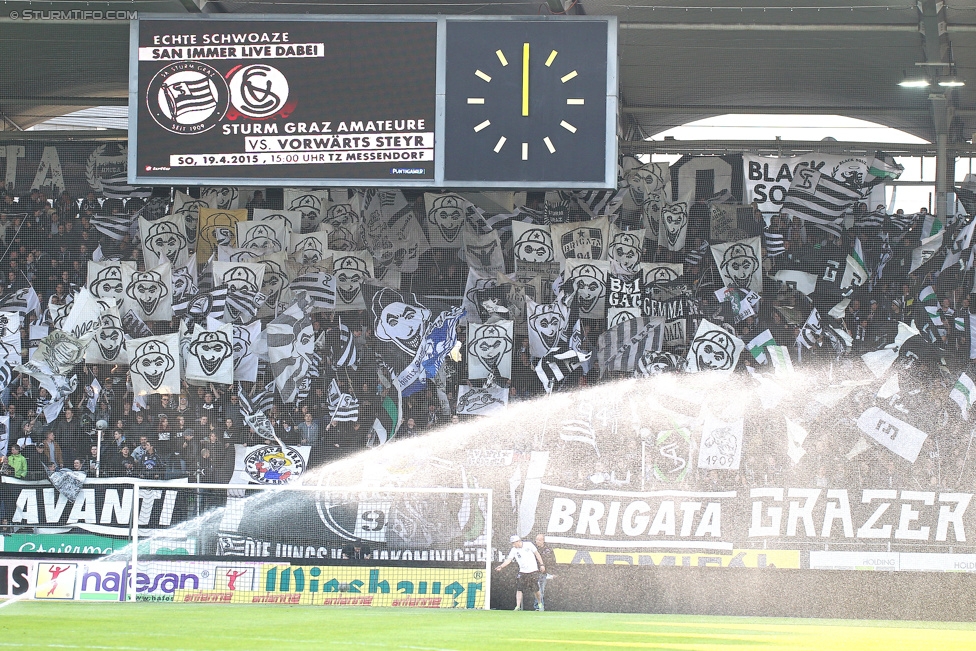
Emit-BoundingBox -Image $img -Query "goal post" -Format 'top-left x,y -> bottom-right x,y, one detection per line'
123,482 -> 492,609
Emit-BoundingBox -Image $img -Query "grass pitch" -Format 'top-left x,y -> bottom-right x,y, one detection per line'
3,603 -> 976,650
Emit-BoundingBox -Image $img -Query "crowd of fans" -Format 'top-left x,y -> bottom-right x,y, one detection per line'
0,182 -> 972,528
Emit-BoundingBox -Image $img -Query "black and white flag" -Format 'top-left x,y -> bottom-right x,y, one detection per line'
659,202 -> 690,251
291,271 -> 337,311
258,257 -> 293,314
525,294 -> 571,358
456,384 -> 508,417
328,378 -> 360,422
331,251 -> 373,311
20,329 -> 87,378
621,161 -> 671,240
90,212 -> 135,241
283,188 -> 329,232
565,259 -> 610,320
85,305 -> 128,365
595,315 -> 665,377
550,216 -> 610,265
128,333 -> 181,396
0,287 -> 41,319
185,322 -> 235,385
686,319 -> 744,374
512,222 -> 555,268
267,298 -> 316,404
780,167 -> 861,237
238,380 -> 276,418
424,193 -> 471,248
139,214 -> 190,268
535,347 -> 589,394
87,261 -> 135,307
796,308 -> 823,349
253,208 -> 301,235
122,262 -> 173,322
237,219 -> 288,254
641,263 -> 683,286
214,317 -> 260,383
711,237 -> 763,293
0,312 -> 21,368
290,232 -> 331,268
763,229 -> 786,257
467,320 -> 514,380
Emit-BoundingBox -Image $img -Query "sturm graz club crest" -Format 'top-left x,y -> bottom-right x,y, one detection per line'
228,65 -> 290,119
243,445 -> 305,485
147,61 -> 229,135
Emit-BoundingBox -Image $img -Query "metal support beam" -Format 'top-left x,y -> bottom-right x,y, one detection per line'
621,23 -> 917,32
0,97 -> 127,107
0,129 -> 126,142
623,105 -> 932,117
620,138 -> 976,157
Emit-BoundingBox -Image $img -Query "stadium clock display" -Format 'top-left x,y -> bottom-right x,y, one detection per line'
442,19 -> 616,187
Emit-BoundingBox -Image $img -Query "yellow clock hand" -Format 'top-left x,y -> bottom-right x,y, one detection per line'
522,42 -> 529,117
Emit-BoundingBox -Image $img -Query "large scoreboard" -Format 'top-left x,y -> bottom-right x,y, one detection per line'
129,15 -> 617,189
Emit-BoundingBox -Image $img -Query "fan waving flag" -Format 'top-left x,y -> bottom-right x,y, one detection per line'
780,167 -> 861,237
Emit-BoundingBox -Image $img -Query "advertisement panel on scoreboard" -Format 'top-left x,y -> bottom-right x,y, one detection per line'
130,15 -> 618,189
130,16 -> 438,186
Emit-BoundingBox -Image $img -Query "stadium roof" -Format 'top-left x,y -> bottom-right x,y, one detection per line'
1,0 -> 975,153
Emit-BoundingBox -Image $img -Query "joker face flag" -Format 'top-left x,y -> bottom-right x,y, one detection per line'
362,197 -> 429,274
659,202 -> 689,251
565,259 -> 610,320
711,237 -> 763,293
231,318 -> 261,383
321,191 -> 365,248
88,261 -> 136,307
686,319 -> 744,374
283,189 -> 330,233
512,222 -> 555,268
622,162 -> 671,240
290,232 -> 330,268
642,262 -> 683,286
331,251 -> 373,311
467,320 -> 514,380
370,286 -> 464,394
237,219 -> 289,254
85,305 -> 127,365
200,186 -> 241,210
213,261 -> 266,297
185,322 -> 235,385
252,208 -> 302,235
197,208 -> 247,263
172,190 -> 212,247
140,214 -> 190,268
526,294 -> 571,358
253,253 -> 291,317
129,333 -> 181,395
122,262 -> 173,322
608,228 -> 645,274
424,193 -> 470,248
